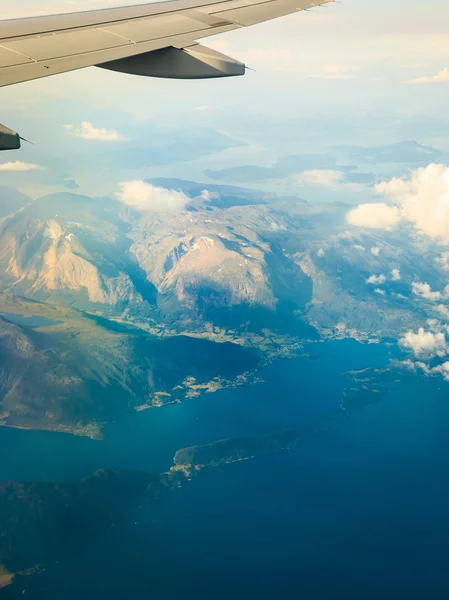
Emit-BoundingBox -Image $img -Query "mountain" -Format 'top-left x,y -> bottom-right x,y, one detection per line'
0,187 -> 314,338
0,191 -> 140,310
0,187 -> 31,219
1,180 -> 446,344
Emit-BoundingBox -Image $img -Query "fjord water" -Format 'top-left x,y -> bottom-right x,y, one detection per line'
0,339 -> 387,482
2,339 -> 449,599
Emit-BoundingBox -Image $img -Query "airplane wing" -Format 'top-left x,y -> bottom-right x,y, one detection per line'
0,0 -> 334,88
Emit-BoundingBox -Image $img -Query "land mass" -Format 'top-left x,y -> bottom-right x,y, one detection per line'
0,294 -> 260,437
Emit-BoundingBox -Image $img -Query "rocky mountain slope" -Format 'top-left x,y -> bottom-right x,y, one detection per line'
0,186 -> 313,338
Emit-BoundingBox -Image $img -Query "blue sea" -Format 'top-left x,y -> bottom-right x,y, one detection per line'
2,339 -> 449,599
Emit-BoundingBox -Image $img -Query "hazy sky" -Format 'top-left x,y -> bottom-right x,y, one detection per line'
1,0 -> 449,198
2,0 -> 449,117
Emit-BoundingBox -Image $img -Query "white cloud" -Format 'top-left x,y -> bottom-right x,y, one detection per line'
431,362 -> 449,380
63,121 -> 124,141
435,304 -> 449,320
317,248 -> 326,257
200,189 -> 220,202
298,170 -> 343,187
347,164 -> 449,242
346,203 -> 401,230
116,181 -> 190,213
366,274 -> 386,285
408,68 -> 449,84
353,245 -> 365,252
398,319 -> 449,380
0,161 -> 44,171
391,269 -> 401,281
371,246 -> 381,256
374,288 -> 386,295
436,252 -> 449,272
426,319 -> 440,330
412,281 -> 449,301
400,358 -> 449,381
399,359 -> 431,376
399,327 -> 448,359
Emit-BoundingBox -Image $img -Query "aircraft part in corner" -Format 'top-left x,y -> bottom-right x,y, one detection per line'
0,124 -> 21,151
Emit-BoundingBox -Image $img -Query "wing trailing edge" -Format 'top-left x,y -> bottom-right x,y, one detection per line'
98,44 -> 245,79
0,124 -> 21,151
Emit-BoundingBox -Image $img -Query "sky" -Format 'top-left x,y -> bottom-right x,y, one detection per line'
1,0 -> 449,198
3,0 -> 449,116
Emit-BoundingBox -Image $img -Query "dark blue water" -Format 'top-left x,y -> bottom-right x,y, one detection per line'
3,339 -> 449,599
0,339 -> 389,481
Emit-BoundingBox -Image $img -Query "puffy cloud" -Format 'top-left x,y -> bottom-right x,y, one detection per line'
371,246 -> 381,256
412,281 -> 449,301
63,121 -> 124,141
391,269 -> 401,281
374,288 -> 386,295
0,161 -> 44,171
346,203 -> 401,230
116,181 -> 190,213
408,68 -> 449,84
317,248 -> 326,257
376,164 -> 449,240
399,327 -> 447,359
347,164 -> 449,242
366,274 -> 386,285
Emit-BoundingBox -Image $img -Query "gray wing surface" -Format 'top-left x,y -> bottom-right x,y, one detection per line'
0,0 -> 333,87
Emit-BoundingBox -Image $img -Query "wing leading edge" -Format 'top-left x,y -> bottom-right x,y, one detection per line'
0,0 -> 334,88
